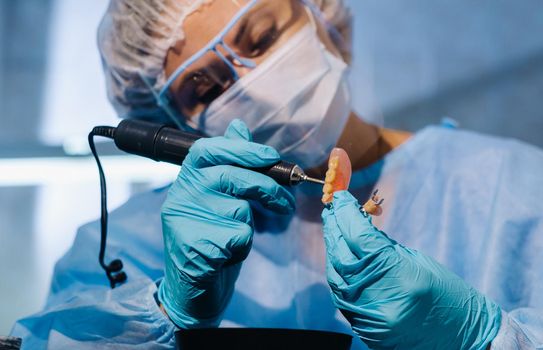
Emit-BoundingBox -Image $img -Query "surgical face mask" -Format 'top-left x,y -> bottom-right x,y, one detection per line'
192,19 -> 351,169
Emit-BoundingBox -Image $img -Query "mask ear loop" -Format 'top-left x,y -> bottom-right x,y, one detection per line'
304,1 -> 319,33
300,0 -> 348,58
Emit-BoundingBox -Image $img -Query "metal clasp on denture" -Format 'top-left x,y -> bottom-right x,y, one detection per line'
361,189 -> 384,216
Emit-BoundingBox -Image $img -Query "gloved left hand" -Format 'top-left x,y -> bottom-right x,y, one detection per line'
322,191 -> 502,350
158,119 -> 295,329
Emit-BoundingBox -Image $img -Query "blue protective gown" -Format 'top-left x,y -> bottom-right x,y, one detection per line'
11,125 -> 543,349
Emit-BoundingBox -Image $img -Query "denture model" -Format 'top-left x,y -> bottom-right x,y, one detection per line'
322,148 -> 352,204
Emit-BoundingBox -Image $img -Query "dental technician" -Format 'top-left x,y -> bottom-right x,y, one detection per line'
12,0 -> 543,349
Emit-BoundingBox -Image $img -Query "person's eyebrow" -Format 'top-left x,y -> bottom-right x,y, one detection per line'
180,70 -> 201,86
232,4 -> 274,45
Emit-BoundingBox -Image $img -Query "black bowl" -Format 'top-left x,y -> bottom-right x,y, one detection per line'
175,328 -> 352,350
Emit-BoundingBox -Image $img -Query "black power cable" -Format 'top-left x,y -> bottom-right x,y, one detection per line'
88,126 -> 127,288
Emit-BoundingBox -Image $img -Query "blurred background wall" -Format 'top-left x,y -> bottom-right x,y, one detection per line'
0,0 -> 179,335
0,0 -> 542,335
349,1 -> 543,145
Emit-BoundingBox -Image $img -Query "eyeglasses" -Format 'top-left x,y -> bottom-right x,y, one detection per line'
151,0 -> 313,130
148,0 -> 340,132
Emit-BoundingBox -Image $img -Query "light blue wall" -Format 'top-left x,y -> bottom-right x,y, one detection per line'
347,0 -> 543,147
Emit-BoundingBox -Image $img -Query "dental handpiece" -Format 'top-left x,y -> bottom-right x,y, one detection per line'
94,119 -> 325,186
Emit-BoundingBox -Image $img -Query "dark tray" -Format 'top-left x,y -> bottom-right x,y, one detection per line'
175,328 -> 352,350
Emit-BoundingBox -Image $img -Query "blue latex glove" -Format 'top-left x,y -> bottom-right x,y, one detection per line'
158,119 -> 295,328
322,191 -> 502,350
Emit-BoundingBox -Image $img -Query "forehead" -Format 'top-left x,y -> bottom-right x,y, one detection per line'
171,0 -> 294,61
184,0 -> 250,44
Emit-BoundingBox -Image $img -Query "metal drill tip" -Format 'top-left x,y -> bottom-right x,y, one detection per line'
303,175 -> 326,185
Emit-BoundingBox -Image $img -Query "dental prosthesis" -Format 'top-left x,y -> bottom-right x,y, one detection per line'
322,148 -> 383,216
322,148 -> 352,204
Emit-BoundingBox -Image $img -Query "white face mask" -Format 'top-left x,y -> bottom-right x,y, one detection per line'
193,19 -> 351,169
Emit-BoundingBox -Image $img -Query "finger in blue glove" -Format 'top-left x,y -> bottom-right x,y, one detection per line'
159,119 -> 295,328
322,191 -> 501,350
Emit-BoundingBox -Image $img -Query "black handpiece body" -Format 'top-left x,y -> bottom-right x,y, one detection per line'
113,119 -> 303,186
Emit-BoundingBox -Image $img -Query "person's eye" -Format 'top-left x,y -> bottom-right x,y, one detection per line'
236,15 -> 278,57
189,71 -> 213,97
251,26 -> 278,55
188,70 -> 230,106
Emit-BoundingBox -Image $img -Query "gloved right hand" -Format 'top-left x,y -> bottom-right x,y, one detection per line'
322,191 -> 501,350
158,119 -> 295,328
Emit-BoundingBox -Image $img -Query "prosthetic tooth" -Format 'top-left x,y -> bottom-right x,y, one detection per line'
328,156 -> 339,168
325,169 -> 336,182
323,184 -> 333,193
